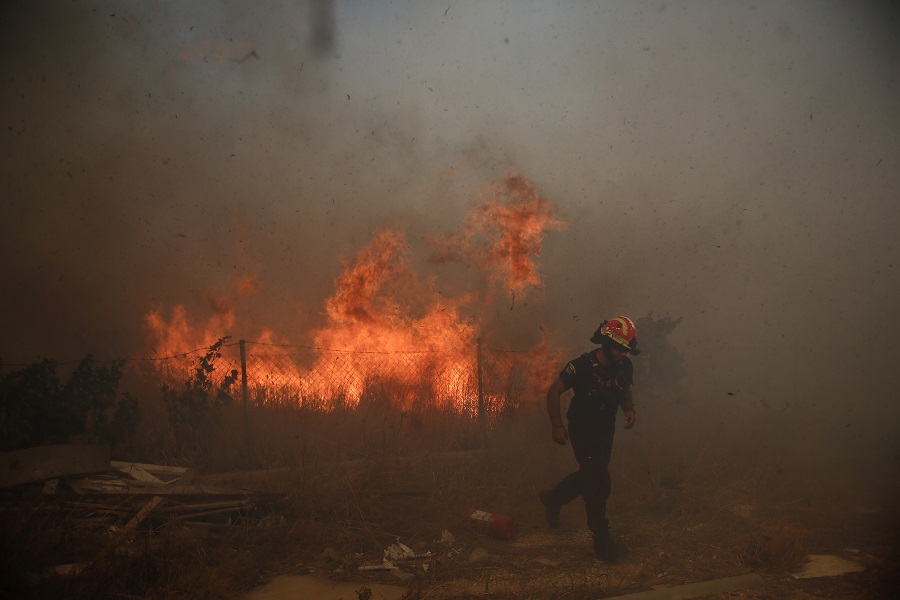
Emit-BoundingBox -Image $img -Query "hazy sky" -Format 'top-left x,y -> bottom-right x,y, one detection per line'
2,1 -> 899,455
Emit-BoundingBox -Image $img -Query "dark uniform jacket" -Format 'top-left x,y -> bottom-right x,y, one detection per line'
560,350 -> 634,442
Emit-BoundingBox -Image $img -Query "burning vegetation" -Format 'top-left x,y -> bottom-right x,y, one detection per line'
144,174 -> 565,414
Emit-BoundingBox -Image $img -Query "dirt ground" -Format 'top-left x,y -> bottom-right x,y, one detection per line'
5,413 -> 896,600
203,430 -> 899,600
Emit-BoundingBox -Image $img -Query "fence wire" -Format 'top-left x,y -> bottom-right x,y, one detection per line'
147,339 -> 550,419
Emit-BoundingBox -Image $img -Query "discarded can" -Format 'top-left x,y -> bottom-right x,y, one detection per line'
468,509 -> 518,541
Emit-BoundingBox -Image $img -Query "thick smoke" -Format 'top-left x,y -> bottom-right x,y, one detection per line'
2,2 -> 899,479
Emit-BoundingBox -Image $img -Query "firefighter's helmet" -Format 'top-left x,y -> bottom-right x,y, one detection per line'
590,316 -> 640,355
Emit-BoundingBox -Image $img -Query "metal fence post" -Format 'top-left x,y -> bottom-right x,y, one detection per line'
239,340 -> 250,455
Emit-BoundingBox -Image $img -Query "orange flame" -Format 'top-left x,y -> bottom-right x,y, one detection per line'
304,229 -> 477,410
145,273 -> 264,355
429,174 -> 565,299
474,174 -> 566,295
144,174 -> 566,413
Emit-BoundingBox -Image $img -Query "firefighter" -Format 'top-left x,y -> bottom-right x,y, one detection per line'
539,316 -> 640,561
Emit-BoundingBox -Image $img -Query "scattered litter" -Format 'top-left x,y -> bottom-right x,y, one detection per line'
438,529 -> 456,545
384,538 -> 433,562
384,540 -> 416,562
358,539 -> 433,576
4,442 -> 282,582
359,559 -> 397,572
467,508 -> 518,540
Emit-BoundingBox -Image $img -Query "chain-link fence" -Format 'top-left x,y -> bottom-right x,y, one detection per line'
149,338 -> 558,421
0,338 -> 561,467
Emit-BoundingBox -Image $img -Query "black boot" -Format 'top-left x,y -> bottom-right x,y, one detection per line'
593,529 -> 628,562
538,490 -> 561,529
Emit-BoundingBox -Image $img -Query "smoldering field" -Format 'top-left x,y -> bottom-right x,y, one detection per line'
1,1 -> 899,598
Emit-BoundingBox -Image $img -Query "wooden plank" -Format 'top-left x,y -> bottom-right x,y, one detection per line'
112,465 -> 164,485
174,506 -> 246,520
75,478 -> 130,493
110,460 -> 189,476
65,500 -> 128,510
86,495 -> 165,571
0,444 -> 110,488
120,495 -> 165,535
58,479 -> 248,497
68,506 -> 135,517
157,500 -> 251,513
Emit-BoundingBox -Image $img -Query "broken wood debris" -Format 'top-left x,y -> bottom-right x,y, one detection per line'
110,460 -> 194,485
1,444 -> 276,539
63,473 -> 240,497
113,495 -> 165,539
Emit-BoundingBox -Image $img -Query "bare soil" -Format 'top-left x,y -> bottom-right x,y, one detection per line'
208,431 -> 898,600
4,415 -> 897,599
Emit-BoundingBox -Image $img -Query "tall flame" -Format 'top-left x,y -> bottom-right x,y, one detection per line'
145,274 -> 261,355
144,174 -> 566,413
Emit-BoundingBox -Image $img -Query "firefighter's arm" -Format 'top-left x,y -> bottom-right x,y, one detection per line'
620,387 -> 636,429
546,376 -> 569,445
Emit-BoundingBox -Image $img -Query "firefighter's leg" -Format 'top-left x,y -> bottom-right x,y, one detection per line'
579,441 -> 627,561
539,471 -> 582,528
578,452 -> 612,535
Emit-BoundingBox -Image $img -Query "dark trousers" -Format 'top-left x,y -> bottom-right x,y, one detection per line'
546,429 -> 614,535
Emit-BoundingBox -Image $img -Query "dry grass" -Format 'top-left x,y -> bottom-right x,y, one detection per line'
3,393 -> 897,600
739,522 -> 809,572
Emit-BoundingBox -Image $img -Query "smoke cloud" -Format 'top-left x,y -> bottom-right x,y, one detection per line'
2,2 -> 899,475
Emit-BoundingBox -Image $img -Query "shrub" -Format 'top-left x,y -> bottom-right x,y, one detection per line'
160,337 -> 238,468
0,356 -> 140,452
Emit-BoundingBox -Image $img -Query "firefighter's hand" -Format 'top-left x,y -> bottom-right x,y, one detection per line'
551,423 -> 569,445
623,409 -> 636,429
